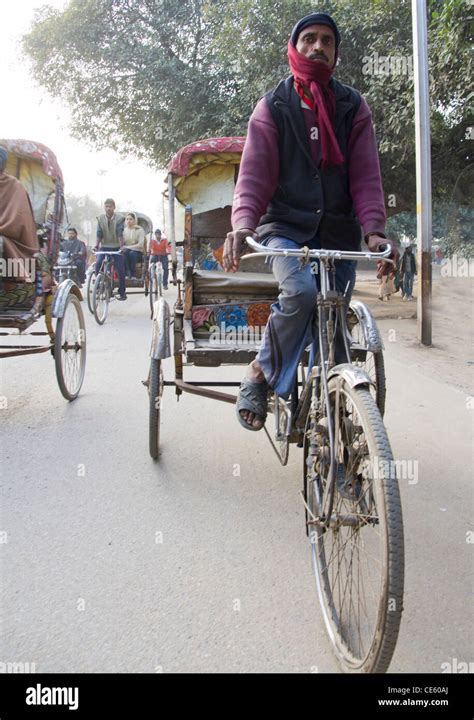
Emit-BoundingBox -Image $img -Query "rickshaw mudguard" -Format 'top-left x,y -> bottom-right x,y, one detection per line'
327,363 -> 375,389
150,297 -> 171,360
349,300 -> 384,352
52,280 -> 83,318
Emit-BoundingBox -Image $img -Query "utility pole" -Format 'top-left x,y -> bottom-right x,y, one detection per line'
412,0 -> 432,345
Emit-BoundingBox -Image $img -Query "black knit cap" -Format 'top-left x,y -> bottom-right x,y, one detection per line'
290,12 -> 341,48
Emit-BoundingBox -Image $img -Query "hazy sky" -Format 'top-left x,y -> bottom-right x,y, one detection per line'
1,0 -> 166,226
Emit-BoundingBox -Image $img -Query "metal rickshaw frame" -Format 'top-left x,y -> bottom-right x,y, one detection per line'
0,139 -> 86,400
147,136 -> 386,457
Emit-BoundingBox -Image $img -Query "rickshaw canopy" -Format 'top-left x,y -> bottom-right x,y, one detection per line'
167,137 -> 245,213
0,139 -> 64,226
118,211 -> 153,236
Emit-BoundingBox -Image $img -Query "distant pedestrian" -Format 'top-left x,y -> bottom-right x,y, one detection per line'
400,245 -> 417,301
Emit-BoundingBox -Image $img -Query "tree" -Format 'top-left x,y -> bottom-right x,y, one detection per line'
23,0 -> 473,222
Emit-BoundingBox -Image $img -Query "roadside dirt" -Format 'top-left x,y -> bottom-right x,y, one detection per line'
353,271 -> 473,395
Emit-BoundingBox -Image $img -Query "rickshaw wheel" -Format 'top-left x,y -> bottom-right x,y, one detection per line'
54,293 -> 86,401
149,358 -> 163,459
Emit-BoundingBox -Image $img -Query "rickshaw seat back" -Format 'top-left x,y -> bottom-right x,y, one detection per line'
193,270 -> 278,304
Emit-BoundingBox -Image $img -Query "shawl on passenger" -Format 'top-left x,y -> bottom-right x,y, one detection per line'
0,172 -> 39,280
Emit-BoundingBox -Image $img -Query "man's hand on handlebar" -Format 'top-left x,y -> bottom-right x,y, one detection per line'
367,234 -> 399,277
223,228 -> 258,273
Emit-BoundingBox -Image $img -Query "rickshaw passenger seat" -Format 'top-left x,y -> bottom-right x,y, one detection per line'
193,270 -> 279,305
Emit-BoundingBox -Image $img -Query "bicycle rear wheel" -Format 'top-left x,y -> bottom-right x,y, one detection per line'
304,378 -> 404,673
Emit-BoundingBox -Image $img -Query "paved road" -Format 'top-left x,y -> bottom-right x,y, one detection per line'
1,285 -> 472,673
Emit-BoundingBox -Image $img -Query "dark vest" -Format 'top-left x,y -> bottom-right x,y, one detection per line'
257,75 -> 363,250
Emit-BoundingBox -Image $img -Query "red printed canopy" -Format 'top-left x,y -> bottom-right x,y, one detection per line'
0,139 -> 64,185
168,137 -> 246,178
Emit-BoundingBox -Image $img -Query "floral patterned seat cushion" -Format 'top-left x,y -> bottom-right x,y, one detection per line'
192,302 -> 272,333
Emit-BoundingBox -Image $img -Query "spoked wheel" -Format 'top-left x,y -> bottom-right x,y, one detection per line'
149,358 -> 163,459
304,378 -> 404,673
85,269 -> 96,314
54,293 -> 86,400
347,307 -> 386,416
92,272 -> 109,325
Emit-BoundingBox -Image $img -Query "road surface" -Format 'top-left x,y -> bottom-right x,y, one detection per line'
1,276 -> 472,673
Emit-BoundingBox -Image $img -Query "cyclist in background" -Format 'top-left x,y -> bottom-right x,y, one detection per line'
149,228 -> 170,290
95,198 -> 127,300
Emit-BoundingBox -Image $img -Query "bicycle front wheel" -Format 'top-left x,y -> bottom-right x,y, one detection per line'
85,269 -> 96,314
92,272 -> 109,325
304,379 -> 404,673
348,307 -> 386,416
149,358 -> 163,459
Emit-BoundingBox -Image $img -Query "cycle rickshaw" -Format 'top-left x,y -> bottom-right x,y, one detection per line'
0,139 -> 86,400
87,211 -> 154,324
146,136 -> 404,673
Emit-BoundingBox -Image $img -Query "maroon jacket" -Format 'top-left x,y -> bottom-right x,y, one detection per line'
232,81 -> 386,247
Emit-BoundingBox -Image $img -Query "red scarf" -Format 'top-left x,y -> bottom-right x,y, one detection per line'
287,41 -> 344,168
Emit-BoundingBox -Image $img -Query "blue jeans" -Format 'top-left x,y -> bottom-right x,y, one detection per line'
256,236 -> 357,399
150,254 -> 169,287
123,249 -> 143,278
403,271 -> 414,298
95,247 -> 126,297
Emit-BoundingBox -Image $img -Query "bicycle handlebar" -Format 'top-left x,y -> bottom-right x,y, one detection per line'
93,250 -> 123,256
241,236 -> 394,264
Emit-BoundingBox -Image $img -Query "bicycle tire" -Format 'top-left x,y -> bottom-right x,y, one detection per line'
86,270 -> 96,314
304,379 -> 404,673
149,263 -> 160,319
54,293 -> 86,401
348,309 -> 386,416
149,358 -> 163,459
92,273 -> 109,325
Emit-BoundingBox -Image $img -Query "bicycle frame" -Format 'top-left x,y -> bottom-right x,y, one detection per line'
242,237 -> 393,523
94,250 -> 122,292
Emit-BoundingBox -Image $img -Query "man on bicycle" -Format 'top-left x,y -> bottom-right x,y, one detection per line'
95,198 -> 127,300
223,11 -> 398,430
149,229 -> 170,290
